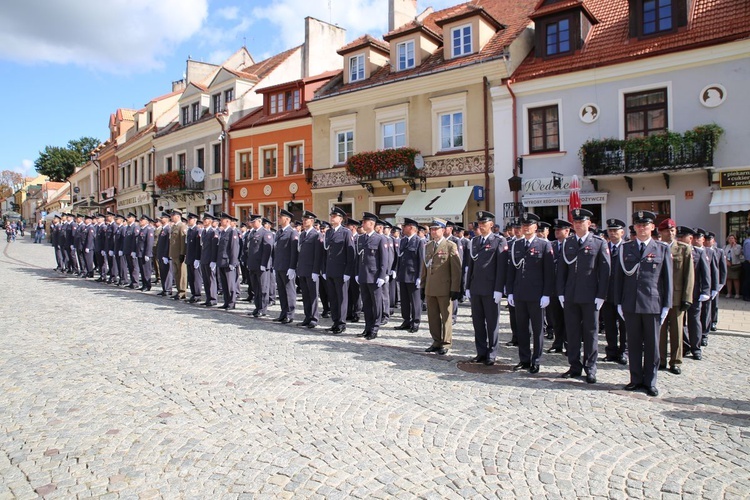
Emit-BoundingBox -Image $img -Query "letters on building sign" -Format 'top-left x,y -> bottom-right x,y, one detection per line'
719,169 -> 750,189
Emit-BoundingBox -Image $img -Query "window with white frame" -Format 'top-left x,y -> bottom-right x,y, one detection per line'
287,143 -> 304,175
522,99 -> 564,155
349,54 -> 365,82
330,114 -> 357,166
165,156 -> 173,173
336,131 -> 354,163
212,93 -> 222,114
382,121 -> 406,149
191,102 -> 200,122
212,143 -> 221,174
181,106 -> 189,125
375,104 -> 408,151
451,24 -> 472,57
261,147 -> 277,178
260,203 -> 277,224
237,150 -> 252,180
224,88 -> 234,104
397,40 -> 415,70
439,112 -> 463,150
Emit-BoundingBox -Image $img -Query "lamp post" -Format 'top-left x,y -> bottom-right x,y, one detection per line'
215,111 -> 229,214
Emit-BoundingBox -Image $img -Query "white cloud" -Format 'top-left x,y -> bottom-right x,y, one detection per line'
217,6 -> 240,21
0,0 -> 208,73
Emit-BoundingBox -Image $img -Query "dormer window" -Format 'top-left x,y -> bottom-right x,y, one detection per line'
396,40 -> 415,70
269,90 -> 301,114
349,54 -> 365,82
546,18 -> 571,56
629,0 -> 685,38
643,0 -> 673,35
451,25 -> 472,57
225,88 -> 234,103
191,102 -> 200,121
212,93 -> 222,114
181,106 -> 189,125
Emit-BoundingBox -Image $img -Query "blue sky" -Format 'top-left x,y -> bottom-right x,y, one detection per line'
0,0 -> 454,179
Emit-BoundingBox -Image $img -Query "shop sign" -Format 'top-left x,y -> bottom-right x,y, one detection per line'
719,169 -> 750,189
117,193 -> 152,208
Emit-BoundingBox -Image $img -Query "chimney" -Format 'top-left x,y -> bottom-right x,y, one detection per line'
303,17 -> 346,78
389,0 -> 418,32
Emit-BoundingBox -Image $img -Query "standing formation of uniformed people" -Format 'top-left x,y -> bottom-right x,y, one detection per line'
50,204 -> 726,397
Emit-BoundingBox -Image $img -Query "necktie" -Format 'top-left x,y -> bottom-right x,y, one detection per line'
480,237 -> 485,246
524,239 -> 530,251
578,238 -> 583,246
640,242 -> 645,257
610,242 -> 614,255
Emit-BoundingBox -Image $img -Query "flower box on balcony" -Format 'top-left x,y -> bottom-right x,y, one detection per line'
346,147 -> 420,180
155,170 -> 183,191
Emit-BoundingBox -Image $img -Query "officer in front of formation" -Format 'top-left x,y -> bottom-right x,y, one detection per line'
614,210 -> 673,397
465,211 -> 507,366
556,208 -> 611,384
506,212 -> 554,374
216,212 -> 240,309
394,217 -> 424,333
355,212 -> 388,340
273,209 -> 299,324
296,210 -> 324,328
136,215 -> 155,291
322,206 -> 355,334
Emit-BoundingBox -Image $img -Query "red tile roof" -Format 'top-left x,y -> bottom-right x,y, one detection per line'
512,0 -> 750,82
320,0 -> 538,98
337,34 -> 391,55
149,89 -> 183,103
240,46 -> 301,80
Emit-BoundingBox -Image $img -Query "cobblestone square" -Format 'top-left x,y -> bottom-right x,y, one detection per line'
1,238 -> 749,499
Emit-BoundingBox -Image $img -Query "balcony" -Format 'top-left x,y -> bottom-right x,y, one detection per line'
581,125 -> 723,177
155,169 -> 204,194
356,164 -> 418,181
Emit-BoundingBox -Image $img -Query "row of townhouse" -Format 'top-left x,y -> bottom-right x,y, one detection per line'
66,0 -> 750,242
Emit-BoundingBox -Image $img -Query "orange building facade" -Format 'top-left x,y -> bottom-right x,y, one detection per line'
227,73 -> 336,224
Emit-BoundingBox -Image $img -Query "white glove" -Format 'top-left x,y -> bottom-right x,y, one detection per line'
507,294 -> 515,307
343,274 -> 350,282
322,273 -> 327,280
376,278 -> 385,288
144,256 -> 150,262
162,257 -> 169,264
540,296 -> 550,309
108,251 -> 114,256
210,262 -> 216,271
594,298 -> 604,311
71,245 -> 75,250
287,269 -> 296,280
118,251 -> 123,256
710,290 -> 718,300
85,248 -> 90,253
229,265 -> 235,271
699,293 -> 711,302
493,291 -> 502,304
355,276 -> 360,284
193,260 -> 200,269
558,295 -> 565,308
465,289 -> 471,300
100,251 -> 105,256
617,305 -> 625,320
415,278 -> 420,289
660,307 -> 669,325
260,265 -> 266,272
384,275 -> 390,283
390,270 -> 396,279
131,252 -> 136,258
312,273 -> 319,283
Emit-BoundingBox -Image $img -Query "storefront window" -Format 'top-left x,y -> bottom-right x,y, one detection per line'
726,211 -> 750,241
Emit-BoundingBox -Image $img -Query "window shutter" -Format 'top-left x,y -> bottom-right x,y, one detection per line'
675,0 -> 689,28
627,0 -> 638,38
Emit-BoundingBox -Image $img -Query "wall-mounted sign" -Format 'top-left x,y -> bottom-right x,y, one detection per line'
700,84 -> 726,108
579,103 -> 599,124
720,169 -> 750,189
263,185 -> 272,196
240,187 -> 248,198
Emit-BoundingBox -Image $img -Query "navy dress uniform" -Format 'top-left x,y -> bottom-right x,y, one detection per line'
186,213 -> 203,302
614,211 -> 673,397
114,215 -> 129,285
199,214 -> 219,306
105,212 -> 118,283
706,232 -> 726,336
322,207 -> 356,334
273,209 -> 299,324
94,215 -> 108,280
136,215 -> 155,291
601,218 -> 629,364
376,220 -> 394,325
83,216 -> 96,277
395,218 -> 425,333
547,219 -> 571,353
346,219 -> 363,323
556,209 -> 611,383
506,213 -> 555,373
356,212 -> 389,340
696,228 -> 719,344
217,213 -> 240,309
123,214 -> 141,287
245,214 -> 274,316
156,214 -> 173,295
681,227 -> 711,359
465,211 -> 508,365
296,211 -> 324,328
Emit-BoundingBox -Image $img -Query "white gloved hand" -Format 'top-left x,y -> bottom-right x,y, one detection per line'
71,245 -> 75,250
415,278 -> 420,289
287,269 -> 296,280
118,251 -> 123,256
162,257 -> 169,264
194,260 -> 200,269
322,273 -> 327,280
343,274 -> 350,283
355,276 -> 360,284
699,293 -> 710,302
101,251 -> 105,256
312,273 -> 319,283
493,291 -> 502,304
465,289 -> 471,300
228,265 -> 234,271
617,305 -> 625,320
390,270 -> 396,279
85,248 -> 90,253
144,256 -> 150,262
711,290 -> 718,300
376,278 -> 385,288
108,250 -> 114,256
131,252 -> 136,258
558,295 -> 565,307
594,298 -> 604,311
660,307 -> 669,325
384,275 -> 390,283
507,294 -> 515,307
540,296 -> 550,309
260,265 -> 266,272
210,262 -> 216,271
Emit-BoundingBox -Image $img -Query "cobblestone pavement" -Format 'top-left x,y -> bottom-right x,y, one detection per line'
1,237 -> 750,499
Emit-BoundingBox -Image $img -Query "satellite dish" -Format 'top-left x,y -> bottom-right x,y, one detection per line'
414,154 -> 425,171
190,167 -> 205,182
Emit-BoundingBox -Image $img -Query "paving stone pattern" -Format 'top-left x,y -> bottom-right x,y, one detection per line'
1,238 -> 749,498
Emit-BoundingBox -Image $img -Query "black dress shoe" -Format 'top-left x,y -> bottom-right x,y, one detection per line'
436,348 -> 448,355
307,323 -> 318,329
693,350 -> 702,360
513,362 -> 530,371
560,369 -> 582,379
357,331 -> 370,337
585,374 -> 597,384
547,347 -> 563,354
603,355 -> 619,362
506,341 -> 518,347
394,324 -> 410,330
299,320 -> 311,327
617,355 -> 628,365
659,364 -> 667,371
710,323 -> 717,332
529,364 -> 540,374
205,302 -> 217,307
365,332 -> 379,341
467,355 -> 485,363
646,387 -> 659,397
484,359 -> 495,366
545,332 -> 554,340
157,291 -> 166,296
623,382 -> 640,391
669,366 -> 681,375
351,315 -> 360,323
321,311 -> 330,318
272,317 -> 285,322
425,346 -> 439,353
700,337 -> 708,346
281,318 -> 293,324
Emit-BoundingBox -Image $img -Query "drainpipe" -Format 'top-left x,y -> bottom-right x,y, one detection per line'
215,112 -> 229,213
505,79 -> 519,205
483,76 -> 491,212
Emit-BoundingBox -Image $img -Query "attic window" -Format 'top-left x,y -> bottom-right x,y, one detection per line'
643,0 -> 673,35
451,25 -> 472,57
546,18 -> 571,56
349,54 -> 365,82
397,40 -> 415,70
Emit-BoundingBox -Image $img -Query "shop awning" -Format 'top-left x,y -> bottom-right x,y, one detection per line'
521,191 -> 608,207
709,189 -> 750,214
395,186 -> 475,223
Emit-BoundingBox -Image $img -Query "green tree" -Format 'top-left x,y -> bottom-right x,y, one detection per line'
34,136 -> 100,182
